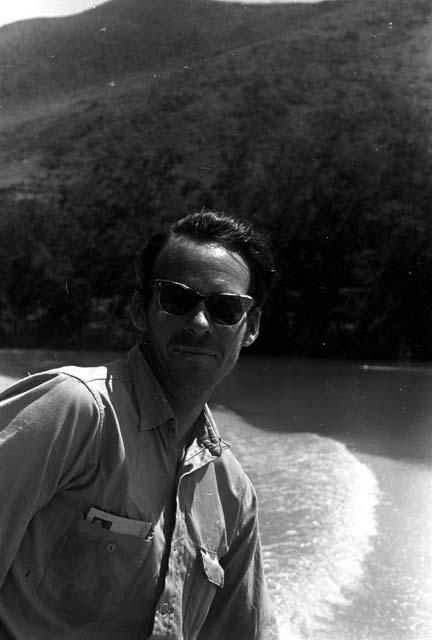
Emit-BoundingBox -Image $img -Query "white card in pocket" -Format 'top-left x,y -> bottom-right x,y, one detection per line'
86,507 -> 153,539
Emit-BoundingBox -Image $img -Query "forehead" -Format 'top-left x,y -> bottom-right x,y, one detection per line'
152,237 -> 251,294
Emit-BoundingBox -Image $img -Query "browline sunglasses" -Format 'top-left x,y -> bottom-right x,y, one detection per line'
151,279 -> 255,326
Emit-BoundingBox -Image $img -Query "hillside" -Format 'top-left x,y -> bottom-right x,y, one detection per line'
0,0 -> 431,358
2,0 -> 430,200
0,0 -> 339,193
0,0 -> 331,109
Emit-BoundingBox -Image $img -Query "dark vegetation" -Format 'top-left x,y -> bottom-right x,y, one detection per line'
0,0 -> 431,359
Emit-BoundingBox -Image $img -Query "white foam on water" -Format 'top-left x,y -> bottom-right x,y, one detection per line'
212,404 -> 379,639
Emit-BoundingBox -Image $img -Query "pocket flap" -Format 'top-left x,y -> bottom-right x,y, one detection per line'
199,547 -> 224,588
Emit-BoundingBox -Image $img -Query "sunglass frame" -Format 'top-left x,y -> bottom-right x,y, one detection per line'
151,279 -> 254,326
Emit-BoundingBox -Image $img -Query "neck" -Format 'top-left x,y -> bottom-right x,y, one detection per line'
166,390 -> 209,443
139,342 -> 210,441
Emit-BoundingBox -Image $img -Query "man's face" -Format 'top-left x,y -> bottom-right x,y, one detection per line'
142,237 -> 260,400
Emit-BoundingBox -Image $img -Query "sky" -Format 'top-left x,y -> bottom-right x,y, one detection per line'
0,1 -> 108,28
0,0 -> 320,29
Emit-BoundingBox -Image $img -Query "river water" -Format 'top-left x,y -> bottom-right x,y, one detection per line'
0,349 -> 431,640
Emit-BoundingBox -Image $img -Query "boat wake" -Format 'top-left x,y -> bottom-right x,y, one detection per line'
213,405 -> 379,639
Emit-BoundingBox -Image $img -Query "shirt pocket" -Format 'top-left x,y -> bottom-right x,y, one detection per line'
36,516 -> 154,624
184,546 -> 225,636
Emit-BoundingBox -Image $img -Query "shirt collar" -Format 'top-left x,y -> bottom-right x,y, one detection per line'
127,344 -> 230,458
198,407 -> 225,457
127,344 -> 176,432
185,407 -> 229,461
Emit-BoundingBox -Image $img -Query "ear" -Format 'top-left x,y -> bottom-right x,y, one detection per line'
242,307 -> 261,348
130,290 -> 148,332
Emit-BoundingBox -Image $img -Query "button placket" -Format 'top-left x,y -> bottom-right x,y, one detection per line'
151,434 -> 216,637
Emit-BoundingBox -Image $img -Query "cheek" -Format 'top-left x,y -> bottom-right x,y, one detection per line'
154,309 -> 169,326
148,300 -> 170,329
146,308 -> 166,342
220,325 -> 247,357
148,309 -> 183,344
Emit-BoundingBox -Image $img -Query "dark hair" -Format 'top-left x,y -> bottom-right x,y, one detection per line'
135,211 -> 278,306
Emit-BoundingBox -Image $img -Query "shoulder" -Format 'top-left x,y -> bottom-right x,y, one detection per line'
0,370 -> 108,466
215,448 -> 257,508
0,364 -> 115,433
202,405 -> 256,507
0,367 -> 97,405
208,447 -> 258,551
204,405 -> 256,505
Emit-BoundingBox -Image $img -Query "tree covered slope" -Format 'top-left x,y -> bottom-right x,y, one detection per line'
0,0 -> 431,358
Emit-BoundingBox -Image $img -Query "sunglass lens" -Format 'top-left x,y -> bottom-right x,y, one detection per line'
157,282 -> 248,325
159,284 -> 197,315
207,295 -> 243,325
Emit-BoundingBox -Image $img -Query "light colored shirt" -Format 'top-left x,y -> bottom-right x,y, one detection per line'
0,345 -> 278,639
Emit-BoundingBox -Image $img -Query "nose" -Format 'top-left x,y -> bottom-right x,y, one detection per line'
184,302 -> 212,336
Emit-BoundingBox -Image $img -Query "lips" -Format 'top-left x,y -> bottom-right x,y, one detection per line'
169,344 -> 218,358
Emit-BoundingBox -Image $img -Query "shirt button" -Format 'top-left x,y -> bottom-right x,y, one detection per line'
160,602 -> 170,615
106,542 -> 117,553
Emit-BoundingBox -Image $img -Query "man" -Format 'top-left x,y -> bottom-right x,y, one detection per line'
0,211 -> 279,639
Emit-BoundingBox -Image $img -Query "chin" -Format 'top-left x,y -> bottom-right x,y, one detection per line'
169,369 -> 219,395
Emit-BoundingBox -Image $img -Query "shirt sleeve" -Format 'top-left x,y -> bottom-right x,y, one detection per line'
0,372 -> 102,588
198,476 -> 279,640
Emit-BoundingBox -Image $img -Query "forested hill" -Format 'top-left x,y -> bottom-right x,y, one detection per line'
0,0 -> 337,108
1,0 -> 431,359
